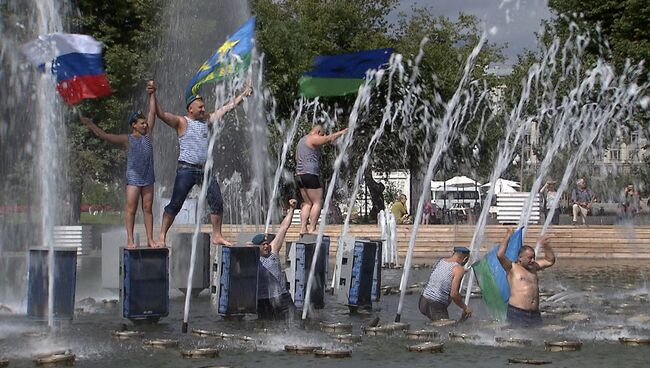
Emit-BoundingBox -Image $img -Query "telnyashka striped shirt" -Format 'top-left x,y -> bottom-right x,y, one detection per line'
178,117 -> 209,165
422,259 -> 459,306
258,253 -> 288,299
126,134 -> 155,186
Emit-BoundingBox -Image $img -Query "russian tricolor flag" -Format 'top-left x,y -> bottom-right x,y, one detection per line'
22,33 -> 112,105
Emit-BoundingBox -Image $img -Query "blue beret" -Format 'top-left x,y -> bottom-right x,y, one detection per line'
251,233 -> 275,245
186,94 -> 203,109
453,246 -> 471,254
127,111 -> 143,125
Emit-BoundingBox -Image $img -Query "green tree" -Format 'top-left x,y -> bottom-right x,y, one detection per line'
547,0 -> 649,80
253,2 -> 505,217
65,0 -> 162,223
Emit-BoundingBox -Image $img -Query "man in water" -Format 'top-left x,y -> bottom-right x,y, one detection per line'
152,81 -> 252,246
419,246 -> 472,321
252,199 -> 298,320
497,229 -> 555,327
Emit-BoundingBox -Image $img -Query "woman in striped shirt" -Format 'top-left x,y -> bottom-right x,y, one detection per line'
78,82 -> 157,248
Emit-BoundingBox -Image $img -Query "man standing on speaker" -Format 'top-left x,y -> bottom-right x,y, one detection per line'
151,80 -> 252,247
251,199 -> 298,320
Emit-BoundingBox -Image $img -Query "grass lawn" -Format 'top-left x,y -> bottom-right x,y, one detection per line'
80,211 -> 123,224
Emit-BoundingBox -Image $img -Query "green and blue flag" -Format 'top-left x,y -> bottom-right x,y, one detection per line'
185,17 -> 255,101
299,48 -> 393,98
472,227 -> 525,321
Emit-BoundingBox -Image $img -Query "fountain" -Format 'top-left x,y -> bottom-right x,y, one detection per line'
2,1 -> 650,368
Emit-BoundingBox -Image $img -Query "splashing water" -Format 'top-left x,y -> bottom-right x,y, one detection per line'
182,61 -> 249,331
263,99 -> 303,233
33,0 -> 65,330
395,33 -> 489,322
463,24 -> 649,307
301,79 -> 375,320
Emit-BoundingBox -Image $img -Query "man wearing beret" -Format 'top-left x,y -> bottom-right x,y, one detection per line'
150,80 -> 252,247
251,199 -> 298,320
419,246 -> 472,321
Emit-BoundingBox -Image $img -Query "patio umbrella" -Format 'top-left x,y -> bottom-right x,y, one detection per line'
482,178 -> 520,194
445,175 -> 481,187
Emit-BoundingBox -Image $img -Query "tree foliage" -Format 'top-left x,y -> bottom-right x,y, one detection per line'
252,2 -> 506,216
65,0 -> 162,221
548,0 -> 649,80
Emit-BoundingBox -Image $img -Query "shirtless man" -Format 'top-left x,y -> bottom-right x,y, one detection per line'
497,229 -> 555,327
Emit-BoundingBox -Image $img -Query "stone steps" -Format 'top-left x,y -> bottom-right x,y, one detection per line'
134,224 -> 650,259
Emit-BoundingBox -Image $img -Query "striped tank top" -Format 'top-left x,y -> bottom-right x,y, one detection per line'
126,134 -> 155,186
178,117 -> 209,165
422,259 -> 459,306
258,253 -> 288,299
295,135 -> 321,175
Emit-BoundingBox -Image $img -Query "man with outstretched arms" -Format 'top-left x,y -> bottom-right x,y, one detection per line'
151,81 -> 252,246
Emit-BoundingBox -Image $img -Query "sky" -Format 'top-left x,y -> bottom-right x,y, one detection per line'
388,0 -> 552,70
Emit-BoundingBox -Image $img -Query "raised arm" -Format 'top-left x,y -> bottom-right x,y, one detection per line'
270,199 -> 298,254
306,128 -> 348,147
78,113 -> 128,147
146,80 -> 157,134
535,235 -> 555,270
151,83 -> 184,131
210,84 -> 253,122
539,183 -> 547,193
497,227 -> 513,272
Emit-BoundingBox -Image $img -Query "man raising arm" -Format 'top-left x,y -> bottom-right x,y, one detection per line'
497,229 -> 555,327
152,81 -> 252,247
253,199 -> 298,320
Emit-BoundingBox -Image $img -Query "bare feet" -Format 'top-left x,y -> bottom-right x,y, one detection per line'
153,237 -> 166,248
126,243 -> 136,249
211,235 -> 233,246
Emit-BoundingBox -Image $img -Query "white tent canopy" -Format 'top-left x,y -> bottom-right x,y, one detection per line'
482,178 -> 520,194
444,175 -> 481,187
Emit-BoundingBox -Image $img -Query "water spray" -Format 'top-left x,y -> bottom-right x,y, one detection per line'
395,34 -> 487,322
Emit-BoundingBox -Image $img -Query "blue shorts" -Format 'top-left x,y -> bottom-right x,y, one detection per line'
507,304 -> 543,327
164,164 -> 223,216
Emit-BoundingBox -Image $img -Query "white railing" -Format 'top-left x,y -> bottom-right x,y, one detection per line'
496,192 -> 541,224
53,225 -> 92,255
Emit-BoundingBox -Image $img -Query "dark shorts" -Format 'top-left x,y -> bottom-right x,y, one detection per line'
258,293 -> 296,321
418,295 -> 449,321
164,165 -> 223,216
507,304 -> 543,327
296,174 -> 321,189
